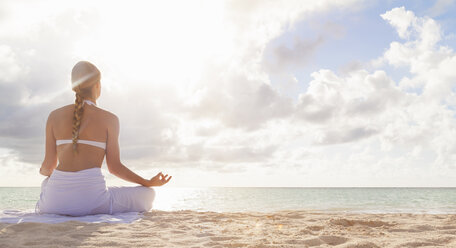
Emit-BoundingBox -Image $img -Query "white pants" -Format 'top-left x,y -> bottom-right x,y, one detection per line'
35,167 -> 155,216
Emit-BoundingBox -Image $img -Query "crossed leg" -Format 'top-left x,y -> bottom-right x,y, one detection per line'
108,186 -> 156,214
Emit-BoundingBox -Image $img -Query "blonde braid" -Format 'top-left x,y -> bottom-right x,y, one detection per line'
72,92 -> 84,155
70,61 -> 101,155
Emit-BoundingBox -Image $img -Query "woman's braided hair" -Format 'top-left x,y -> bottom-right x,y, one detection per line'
70,61 -> 101,155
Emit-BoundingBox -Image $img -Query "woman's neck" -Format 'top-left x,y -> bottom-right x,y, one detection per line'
83,97 -> 97,105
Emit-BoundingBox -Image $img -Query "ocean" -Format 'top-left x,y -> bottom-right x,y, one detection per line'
1,187 -> 456,214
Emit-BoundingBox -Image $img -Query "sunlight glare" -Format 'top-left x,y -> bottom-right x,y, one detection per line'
72,1 -> 234,90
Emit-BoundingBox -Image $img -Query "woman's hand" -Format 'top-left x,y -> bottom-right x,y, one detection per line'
39,167 -> 53,177
145,172 -> 172,187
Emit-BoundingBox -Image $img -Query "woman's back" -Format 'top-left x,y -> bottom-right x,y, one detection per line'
52,101 -> 113,172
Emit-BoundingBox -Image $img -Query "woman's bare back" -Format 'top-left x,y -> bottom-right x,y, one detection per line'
52,103 -> 113,172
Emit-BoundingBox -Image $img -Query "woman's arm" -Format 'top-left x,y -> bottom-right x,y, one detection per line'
105,114 -> 171,187
40,112 -> 58,176
108,163 -> 171,187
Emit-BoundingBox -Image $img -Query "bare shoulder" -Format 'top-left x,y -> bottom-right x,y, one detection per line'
54,104 -> 73,112
49,104 -> 119,125
99,109 -> 119,125
48,104 -> 73,119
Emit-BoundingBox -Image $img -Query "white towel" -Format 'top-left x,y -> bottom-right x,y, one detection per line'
0,209 -> 143,224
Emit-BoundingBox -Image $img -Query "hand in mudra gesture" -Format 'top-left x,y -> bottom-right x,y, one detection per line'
146,172 -> 172,187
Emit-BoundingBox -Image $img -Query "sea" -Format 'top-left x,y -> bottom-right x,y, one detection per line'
1,187 -> 456,214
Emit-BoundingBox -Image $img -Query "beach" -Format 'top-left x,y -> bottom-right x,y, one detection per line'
3,0 -> 456,247
2,210 -> 456,247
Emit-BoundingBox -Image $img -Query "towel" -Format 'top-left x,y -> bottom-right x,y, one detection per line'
0,209 -> 143,224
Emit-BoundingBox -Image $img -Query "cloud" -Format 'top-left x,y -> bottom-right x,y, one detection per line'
375,6 -> 456,169
279,5 -> 456,179
0,45 -> 22,82
263,36 -> 324,73
379,6 -> 456,104
262,19 -> 346,75
0,5 -> 103,169
5,1 -> 456,186
185,65 -> 294,130
427,0 -> 455,17
381,7 -> 445,72
294,69 -> 405,122
313,126 -> 379,145
380,6 -> 418,40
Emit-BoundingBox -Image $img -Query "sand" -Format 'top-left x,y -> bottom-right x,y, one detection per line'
1,210 -> 456,247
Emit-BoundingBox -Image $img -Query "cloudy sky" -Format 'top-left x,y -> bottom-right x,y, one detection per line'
2,0 -> 456,187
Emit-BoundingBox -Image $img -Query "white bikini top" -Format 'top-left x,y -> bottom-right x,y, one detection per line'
55,99 -> 107,150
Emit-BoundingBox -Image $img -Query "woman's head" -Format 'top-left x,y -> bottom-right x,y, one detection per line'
70,61 -> 101,155
71,61 -> 101,99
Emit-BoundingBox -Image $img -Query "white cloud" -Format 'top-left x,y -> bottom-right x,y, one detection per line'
381,7 -> 446,73
375,6 -> 456,171
263,36 -> 324,73
428,0 -> 455,17
0,45 -> 23,82
381,6 -> 417,39
4,1 -> 456,186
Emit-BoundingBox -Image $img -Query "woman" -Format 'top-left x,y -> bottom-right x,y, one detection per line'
36,61 -> 171,216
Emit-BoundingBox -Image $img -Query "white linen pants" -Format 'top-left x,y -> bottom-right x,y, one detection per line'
35,167 -> 155,216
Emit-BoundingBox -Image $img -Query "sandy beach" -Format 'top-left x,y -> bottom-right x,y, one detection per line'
1,210 -> 456,247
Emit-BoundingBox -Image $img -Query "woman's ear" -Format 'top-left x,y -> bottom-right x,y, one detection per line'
97,81 -> 101,98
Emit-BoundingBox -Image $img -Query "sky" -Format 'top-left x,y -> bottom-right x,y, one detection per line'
2,0 -> 456,187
